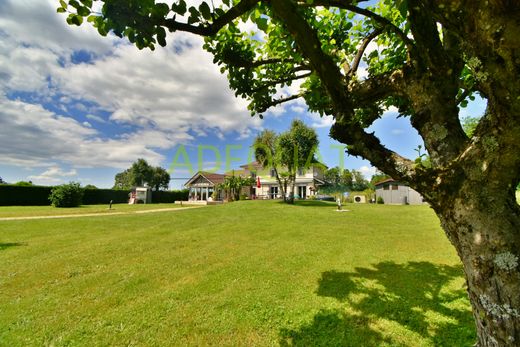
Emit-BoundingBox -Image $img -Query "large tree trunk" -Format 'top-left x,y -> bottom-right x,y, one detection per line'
426,180 -> 520,346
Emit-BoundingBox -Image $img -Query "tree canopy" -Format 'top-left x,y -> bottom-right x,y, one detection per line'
113,159 -> 170,190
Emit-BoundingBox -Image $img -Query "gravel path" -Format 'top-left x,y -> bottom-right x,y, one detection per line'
0,206 -> 204,221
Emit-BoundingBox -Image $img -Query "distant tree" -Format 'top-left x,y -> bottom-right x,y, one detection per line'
84,184 -> 98,189
0,177 -> 5,184
370,171 -> 392,186
340,169 -> 353,188
323,167 -> 353,192
113,159 -> 168,190
253,129 -> 287,201
113,169 -> 132,189
277,120 -> 319,203
130,158 -> 153,187
324,167 -> 341,186
351,170 -> 369,191
149,166 -> 170,191
14,181 -> 33,186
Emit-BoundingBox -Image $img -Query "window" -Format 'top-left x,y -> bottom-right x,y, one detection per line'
392,184 -> 399,190
383,185 -> 390,190
297,168 -> 304,176
270,169 -> 276,177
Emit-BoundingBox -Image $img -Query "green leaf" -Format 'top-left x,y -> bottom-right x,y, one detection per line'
57,7 -> 66,13
171,0 -> 187,16
67,14 -> 83,26
256,17 -> 268,32
199,2 -> 211,21
156,27 -> 167,47
77,6 -> 90,16
154,3 -> 170,18
187,7 -> 200,24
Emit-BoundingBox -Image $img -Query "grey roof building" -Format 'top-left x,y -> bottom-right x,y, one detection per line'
374,179 -> 424,205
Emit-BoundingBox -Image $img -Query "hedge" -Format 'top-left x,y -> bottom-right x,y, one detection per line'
0,185 -> 53,206
0,185 -> 189,206
151,190 -> 189,203
82,188 -> 131,205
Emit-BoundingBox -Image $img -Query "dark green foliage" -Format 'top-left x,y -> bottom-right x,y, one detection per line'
0,185 -> 53,206
49,182 -> 84,208
151,190 -> 189,203
14,181 -> 33,186
377,196 -> 384,204
113,159 -> 170,190
82,188 -> 131,205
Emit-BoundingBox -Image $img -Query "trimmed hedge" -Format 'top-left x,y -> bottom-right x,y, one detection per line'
0,185 -> 53,206
151,190 -> 189,203
82,189 -> 132,205
0,185 -> 189,206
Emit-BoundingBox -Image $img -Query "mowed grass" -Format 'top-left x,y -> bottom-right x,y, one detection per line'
0,203 -> 188,218
0,200 -> 475,346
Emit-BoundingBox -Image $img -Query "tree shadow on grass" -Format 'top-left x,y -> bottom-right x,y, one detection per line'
279,261 -> 476,346
0,242 -> 25,251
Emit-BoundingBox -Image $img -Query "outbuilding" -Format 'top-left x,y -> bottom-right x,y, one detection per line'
374,178 -> 424,205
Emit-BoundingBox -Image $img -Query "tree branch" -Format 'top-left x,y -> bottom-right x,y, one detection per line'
348,28 -> 383,78
161,0 -> 260,36
257,94 -> 303,113
298,0 -> 414,50
249,72 -> 312,94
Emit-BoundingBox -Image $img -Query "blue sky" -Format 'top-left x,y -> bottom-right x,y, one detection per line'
0,0 -> 486,189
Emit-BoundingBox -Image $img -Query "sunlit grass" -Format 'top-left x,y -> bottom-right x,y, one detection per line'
0,200 -> 475,346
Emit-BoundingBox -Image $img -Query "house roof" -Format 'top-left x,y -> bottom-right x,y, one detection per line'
239,161 -> 263,170
185,171 -> 226,186
374,178 -> 398,186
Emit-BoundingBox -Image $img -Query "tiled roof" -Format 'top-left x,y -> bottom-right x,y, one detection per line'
373,178 -> 397,186
199,172 -> 226,184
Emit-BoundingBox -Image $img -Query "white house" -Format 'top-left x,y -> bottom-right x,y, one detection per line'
374,178 -> 424,205
184,161 -> 326,201
239,162 -> 326,199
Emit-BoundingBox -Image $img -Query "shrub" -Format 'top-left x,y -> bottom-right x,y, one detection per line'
49,182 -> 84,207
377,196 -> 384,204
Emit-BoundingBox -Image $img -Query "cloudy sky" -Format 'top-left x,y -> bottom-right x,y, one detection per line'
0,0 -> 486,188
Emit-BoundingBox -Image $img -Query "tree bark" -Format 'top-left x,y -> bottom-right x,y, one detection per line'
428,185 -> 520,346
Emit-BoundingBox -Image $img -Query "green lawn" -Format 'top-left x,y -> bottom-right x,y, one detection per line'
0,200 -> 475,346
0,203 -> 188,218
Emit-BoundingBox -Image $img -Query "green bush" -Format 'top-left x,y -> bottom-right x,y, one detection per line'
377,196 -> 384,204
49,182 -> 84,207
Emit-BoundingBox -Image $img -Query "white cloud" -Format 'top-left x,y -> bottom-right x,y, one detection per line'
28,166 -> 78,185
0,0 -> 264,173
382,106 -> 399,118
307,112 -> 334,128
0,96 -> 174,169
358,165 -> 377,179
391,129 -> 405,135
86,114 -> 107,123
